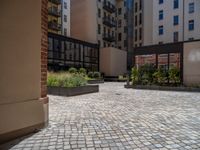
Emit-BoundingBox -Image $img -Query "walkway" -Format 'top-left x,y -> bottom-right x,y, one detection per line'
1,83 -> 200,150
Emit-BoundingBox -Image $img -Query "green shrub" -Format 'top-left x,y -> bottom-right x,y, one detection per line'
69,67 -> 77,74
153,68 -> 167,85
93,72 -> 101,79
47,72 -> 87,88
79,68 -> 87,75
88,72 -> 94,78
169,66 -> 180,85
131,67 -> 139,85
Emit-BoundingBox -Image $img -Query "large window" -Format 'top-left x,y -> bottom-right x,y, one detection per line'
159,10 -> 164,20
188,20 -> 194,31
173,15 -> 179,25
189,3 -> 195,14
159,25 -> 164,35
174,0 -> 179,9
159,0 -> 163,4
173,32 -> 178,42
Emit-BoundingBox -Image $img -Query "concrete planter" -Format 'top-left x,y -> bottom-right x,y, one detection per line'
124,85 -> 200,92
87,79 -> 104,84
48,85 -> 99,96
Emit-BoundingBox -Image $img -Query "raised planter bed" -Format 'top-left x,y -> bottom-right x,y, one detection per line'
124,85 -> 200,92
87,79 -> 104,84
48,85 -> 99,96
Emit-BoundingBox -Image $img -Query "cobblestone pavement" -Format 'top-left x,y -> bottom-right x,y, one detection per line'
1,82 -> 200,150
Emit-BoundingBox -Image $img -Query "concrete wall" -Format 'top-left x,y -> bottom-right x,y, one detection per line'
71,0 -> 97,43
0,0 -> 48,143
100,47 -> 127,76
183,41 -> 200,86
62,0 -> 71,36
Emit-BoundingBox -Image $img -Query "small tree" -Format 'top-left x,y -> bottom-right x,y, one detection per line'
131,67 -> 139,85
69,67 -> 77,74
169,66 -> 180,85
79,68 -> 87,75
153,68 -> 167,85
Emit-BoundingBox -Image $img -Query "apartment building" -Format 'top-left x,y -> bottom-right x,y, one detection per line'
133,0 -> 200,70
48,0 -> 70,36
134,0 -> 200,47
71,0 -> 129,51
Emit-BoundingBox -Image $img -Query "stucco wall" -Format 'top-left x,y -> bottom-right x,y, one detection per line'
0,0 -> 48,143
100,47 -> 127,76
183,41 -> 200,86
71,0 -> 97,43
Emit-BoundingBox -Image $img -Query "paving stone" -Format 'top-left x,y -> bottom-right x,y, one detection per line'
0,83 -> 200,150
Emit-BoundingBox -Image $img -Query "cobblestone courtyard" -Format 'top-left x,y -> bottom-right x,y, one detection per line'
1,82 -> 200,150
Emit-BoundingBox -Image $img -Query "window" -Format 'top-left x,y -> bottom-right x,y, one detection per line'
118,33 -> 122,41
64,15 -> 67,22
159,25 -> 164,35
139,28 -> 142,40
64,2 -> 67,9
139,0 -> 142,10
174,0 -> 179,9
98,9 -> 101,18
64,28 -> 67,36
173,15 -> 179,25
118,20 -> 122,28
173,32 -> 178,42
98,24 -> 101,34
135,15 -> 138,26
159,0 -> 163,4
139,13 -> 142,24
159,10 -> 163,20
189,3 -> 194,13
188,20 -> 194,31
135,29 -> 138,41
118,8 -> 122,15
135,2 -> 138,12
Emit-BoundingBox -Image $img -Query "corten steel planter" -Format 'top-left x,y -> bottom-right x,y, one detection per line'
87,79 -> 104,84
48,85 -> 99,96
124,85 -> 200,93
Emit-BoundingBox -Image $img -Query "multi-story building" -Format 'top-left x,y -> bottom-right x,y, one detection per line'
134,0 -> 200,69
48,0 -> 70,36
71,0 -> 129,51
134,0 -> 200,47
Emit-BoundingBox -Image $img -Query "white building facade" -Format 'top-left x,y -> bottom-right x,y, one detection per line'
61,0 -> 70,36
135,0 -> 200,46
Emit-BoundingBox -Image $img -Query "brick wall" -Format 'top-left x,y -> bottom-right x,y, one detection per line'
41,0 -> 48,98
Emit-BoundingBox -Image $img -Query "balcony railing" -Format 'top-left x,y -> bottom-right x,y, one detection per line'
103,17 -> 116,28
103,34 -> 115,42
103,1 -> 116,13
48,21 -> 61,31
49,0 -> 61,5
48,7 -> 61,17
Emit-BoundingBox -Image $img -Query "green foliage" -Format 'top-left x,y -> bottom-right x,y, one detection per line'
79,68 -> 87,75
168,66 -> 180,85
68,67 -> 77,74
131,67 -> 139,85
93,72 -> 101,79
47,72 -> 87,88
131,64 -> 180,86
88,72 -> 94,78
153,68 -> 167,85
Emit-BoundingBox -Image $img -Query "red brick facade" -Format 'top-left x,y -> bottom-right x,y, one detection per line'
41,0 -> 48,99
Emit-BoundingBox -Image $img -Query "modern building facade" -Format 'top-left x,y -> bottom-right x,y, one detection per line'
71,0 -> 130,51
48,0 -> 70,36
134,0 -> 200,47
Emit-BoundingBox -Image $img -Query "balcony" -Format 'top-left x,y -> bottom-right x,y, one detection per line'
103,34 -> 115,42
48,21 -> 61,31
103,1 -> 116,13
103,17 -> 116,28
48,7 -> 61,17
49,0 -> 61,5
